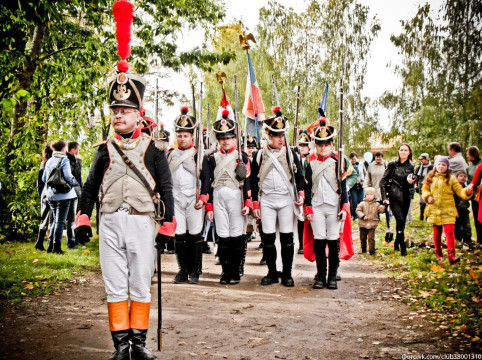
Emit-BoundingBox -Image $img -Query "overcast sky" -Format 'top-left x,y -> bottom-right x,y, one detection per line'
147,0 -> 444,132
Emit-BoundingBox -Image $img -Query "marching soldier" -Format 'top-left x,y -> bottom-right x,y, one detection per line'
297,130 -> 311,254
304,120 -> 348,290
244,134 -> 259,241
75,2 -> 175,358
251,107 -> 304,287
168,107 -> 207,284
203,109 -> 252,285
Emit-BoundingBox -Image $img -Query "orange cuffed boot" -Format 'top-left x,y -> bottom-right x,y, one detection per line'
107,300 -> 130,360
130,301 -> 157,360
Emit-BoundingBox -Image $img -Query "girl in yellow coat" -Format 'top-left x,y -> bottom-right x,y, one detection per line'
422,156 -> 472,263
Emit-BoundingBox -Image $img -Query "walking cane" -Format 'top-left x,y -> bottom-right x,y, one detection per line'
157,244 -> 162,351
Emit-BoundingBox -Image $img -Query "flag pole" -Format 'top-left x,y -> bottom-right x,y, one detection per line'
240,32 -> 261,146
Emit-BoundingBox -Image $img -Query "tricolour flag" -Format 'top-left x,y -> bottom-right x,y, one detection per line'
242,53 -> 265,121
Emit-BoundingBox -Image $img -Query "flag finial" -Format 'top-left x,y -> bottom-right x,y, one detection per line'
239,31 -> 256,53
216,71 -> 227,88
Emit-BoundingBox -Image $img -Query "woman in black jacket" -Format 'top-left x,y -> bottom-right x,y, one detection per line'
380,143 -> 416,256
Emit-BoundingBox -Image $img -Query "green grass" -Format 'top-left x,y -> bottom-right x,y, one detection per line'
360,195 -> 482,345
0,235 -> 100,305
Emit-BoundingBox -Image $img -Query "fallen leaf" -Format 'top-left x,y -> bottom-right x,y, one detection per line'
5,251 -> 12,255
472,297 -> 482,305
430,264 -> 445,273
419,291 -> 430,298
25,284 -> 33,289
32,258 -> 39,264
469,269 -> 477,280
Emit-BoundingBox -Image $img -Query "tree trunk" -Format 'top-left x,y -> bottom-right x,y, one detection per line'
2,23 -> 47,240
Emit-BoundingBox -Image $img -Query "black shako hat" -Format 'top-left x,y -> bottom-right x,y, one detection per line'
298,129 -> 311,145
174,106 -> 197,133
213,109 -> 236,139
246,134 -> 259,148
312,119 -> 336,144
263,106 -> 288,136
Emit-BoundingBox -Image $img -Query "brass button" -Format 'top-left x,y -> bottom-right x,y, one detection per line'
124,197 -> 127,200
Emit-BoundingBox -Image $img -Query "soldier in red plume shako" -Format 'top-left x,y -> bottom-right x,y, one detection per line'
203,106 -> 252,285
75,1 -> 174,359
166,107 -> 208,284
250,106 -> 304,287
303,119 -> 349,290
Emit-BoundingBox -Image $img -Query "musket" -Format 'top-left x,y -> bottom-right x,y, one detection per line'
154,78 -> 159,140
195,82 -> 204,202
271,75 -> 298,202
234,75 -> 245,206
191,83 -> 196,121
294,85 -> 300,148
337,79 -> 344,220
206,103 -> 211,149
157,242 -> 162,351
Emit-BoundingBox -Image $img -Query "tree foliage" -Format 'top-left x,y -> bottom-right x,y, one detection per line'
199,0 -> 380,153
0,0 -> 233,241
380,0 -> 481,156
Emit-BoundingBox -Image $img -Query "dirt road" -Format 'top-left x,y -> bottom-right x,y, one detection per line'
0,239 -> 465,360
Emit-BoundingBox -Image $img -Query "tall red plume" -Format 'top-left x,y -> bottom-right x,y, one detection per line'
180,106 -> 189,114
272,106 -> 282,114
220,88 -> 230,108
113,0 -> 134,70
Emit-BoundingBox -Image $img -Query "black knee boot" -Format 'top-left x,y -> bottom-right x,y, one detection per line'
239,234 -> 248,277
166,236 -> 175,254
230,235 -> 246,284
297,220 -> 304,254
327,240 -> 340,289
187,233 -> 203,284
217,237 -> 230,284
108,330 -> 131,360
280,232 -> 294,287
260,232 -> 278,285
174,234 -> 188,283
130,329 -> 158,360
35,229 -> 47,251
313,240 -> 327,289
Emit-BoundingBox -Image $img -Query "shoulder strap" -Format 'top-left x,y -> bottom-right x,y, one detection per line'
111,140 -> 156,201
169,148 -> 194,174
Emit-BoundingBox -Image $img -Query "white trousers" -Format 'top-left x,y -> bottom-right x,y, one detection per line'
99,211 -> 156,303
260,192 -> 294,234
213,187 -> 246,238
174,192 -> 204,235
311,203 -> 341,240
